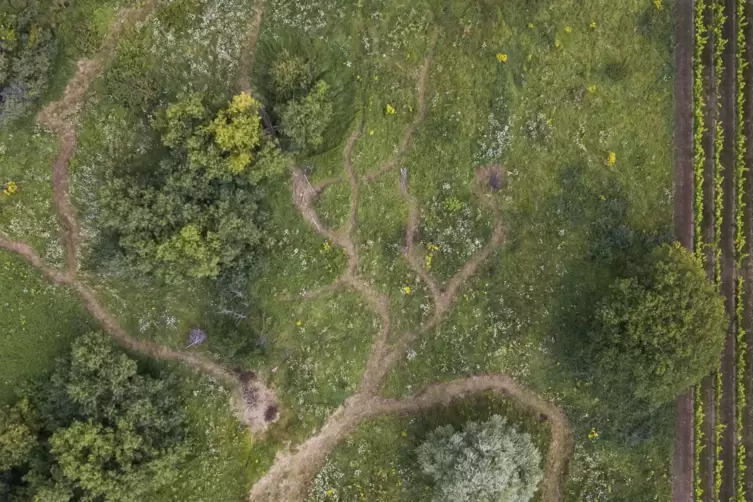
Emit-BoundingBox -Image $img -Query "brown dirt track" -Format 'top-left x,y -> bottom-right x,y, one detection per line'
672,1 -> 696,501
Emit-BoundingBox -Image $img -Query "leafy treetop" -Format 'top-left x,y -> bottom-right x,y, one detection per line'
585,243 -> 726,408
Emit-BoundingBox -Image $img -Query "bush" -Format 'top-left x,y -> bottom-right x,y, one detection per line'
0,0 -> 63,125
584,243 -> 726,408
269,49 -> 312,102
279,80 -> 334,152
417,415 -> 543,502
99,92 -> 286,282
0,332 -> 187,501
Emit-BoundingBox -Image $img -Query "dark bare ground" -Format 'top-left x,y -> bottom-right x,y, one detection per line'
672,1 -> 696,501
699,3 -> 719,498
700,375 -> 716,501
742,0 -> 753,496
718,0 -> 739,499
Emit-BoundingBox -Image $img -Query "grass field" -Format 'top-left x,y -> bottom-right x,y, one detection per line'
0,0 -> 680,500
249,0 -> 676,499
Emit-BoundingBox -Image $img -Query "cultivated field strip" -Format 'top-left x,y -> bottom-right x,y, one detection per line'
683,0 -> 751,500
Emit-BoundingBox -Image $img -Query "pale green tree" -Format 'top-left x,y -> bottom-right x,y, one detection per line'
417,415 -> 543,502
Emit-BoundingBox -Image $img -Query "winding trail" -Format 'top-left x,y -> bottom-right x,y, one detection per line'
250,375 -> 573,502
1,1 -> 573,498
1,0 -> 281,429
256,28 -> 573,502
37,0 -> 160,274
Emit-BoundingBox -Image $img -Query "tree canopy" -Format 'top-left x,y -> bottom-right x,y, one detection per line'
583,243 -> 726,408
99,92 -> 286,282
0,332 -> 187,502
416,415 -> 543,502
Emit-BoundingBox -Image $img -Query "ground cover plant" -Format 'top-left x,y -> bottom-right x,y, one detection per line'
0,0 -> 718,501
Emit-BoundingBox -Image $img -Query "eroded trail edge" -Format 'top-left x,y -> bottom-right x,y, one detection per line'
254,31 -> 572,502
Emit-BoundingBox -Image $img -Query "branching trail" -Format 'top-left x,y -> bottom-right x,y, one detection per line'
1,0 -> 279,421
363,31 -> 438,183
257,29 -> 573,501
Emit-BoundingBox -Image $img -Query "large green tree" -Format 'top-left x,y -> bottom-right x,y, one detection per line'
583,243 -> 726,408
0,332 -> 187,501
417,415 -> 543,502
99,92 -> 286,281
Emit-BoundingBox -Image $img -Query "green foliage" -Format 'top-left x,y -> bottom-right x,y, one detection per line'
712,0 -> 726,285
416,415 -> 543,502
0,0 -> 63,125
0,398 -> 37,471
279,80 -> 334,152
693,0 -> 708,258
735,2 -> 748,499
99,92 -> 286,281
269,49 -> 313,102
0,332 -> 187,501
584,243 -> 726,408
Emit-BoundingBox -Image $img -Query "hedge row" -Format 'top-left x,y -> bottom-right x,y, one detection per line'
734,0 -> 748,499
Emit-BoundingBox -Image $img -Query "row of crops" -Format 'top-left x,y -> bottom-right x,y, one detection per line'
690,0 -> 750,500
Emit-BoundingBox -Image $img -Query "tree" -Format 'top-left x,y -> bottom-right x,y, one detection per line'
416,415 -> 543,502
583,243 -> 726,408
279,80 -> 334,152
99,92 -> 286,281
0,332 -> 188,501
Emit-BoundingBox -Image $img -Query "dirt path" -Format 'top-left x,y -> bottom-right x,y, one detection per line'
2,0 -> 286,434
715,0 -> 741,498
0,236 -> 238,385
363,31 -> 438,183
236,0 -> 267,93
671,1 -> 696,500
37,1 -> 160,274
266,29 -> 573,501
250,375 -> 572,502
743,0 -> 753,496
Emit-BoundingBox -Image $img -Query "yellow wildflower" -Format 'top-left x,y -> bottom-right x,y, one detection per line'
587,84 -> 597,94
496,53 -> 508,63
402,286 -> 412,295
588,428 -> 599,440
654,0 -> 663,10
2,181 -> 17,196
322,241 -> 331,252
589,20 -> 597,30
554,38 -> 562,49
607,151 -> 617,166
296,320 -> 302,326
564,25 -> 572,33
528,22 -> 535,29
385,104 -> 396,116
